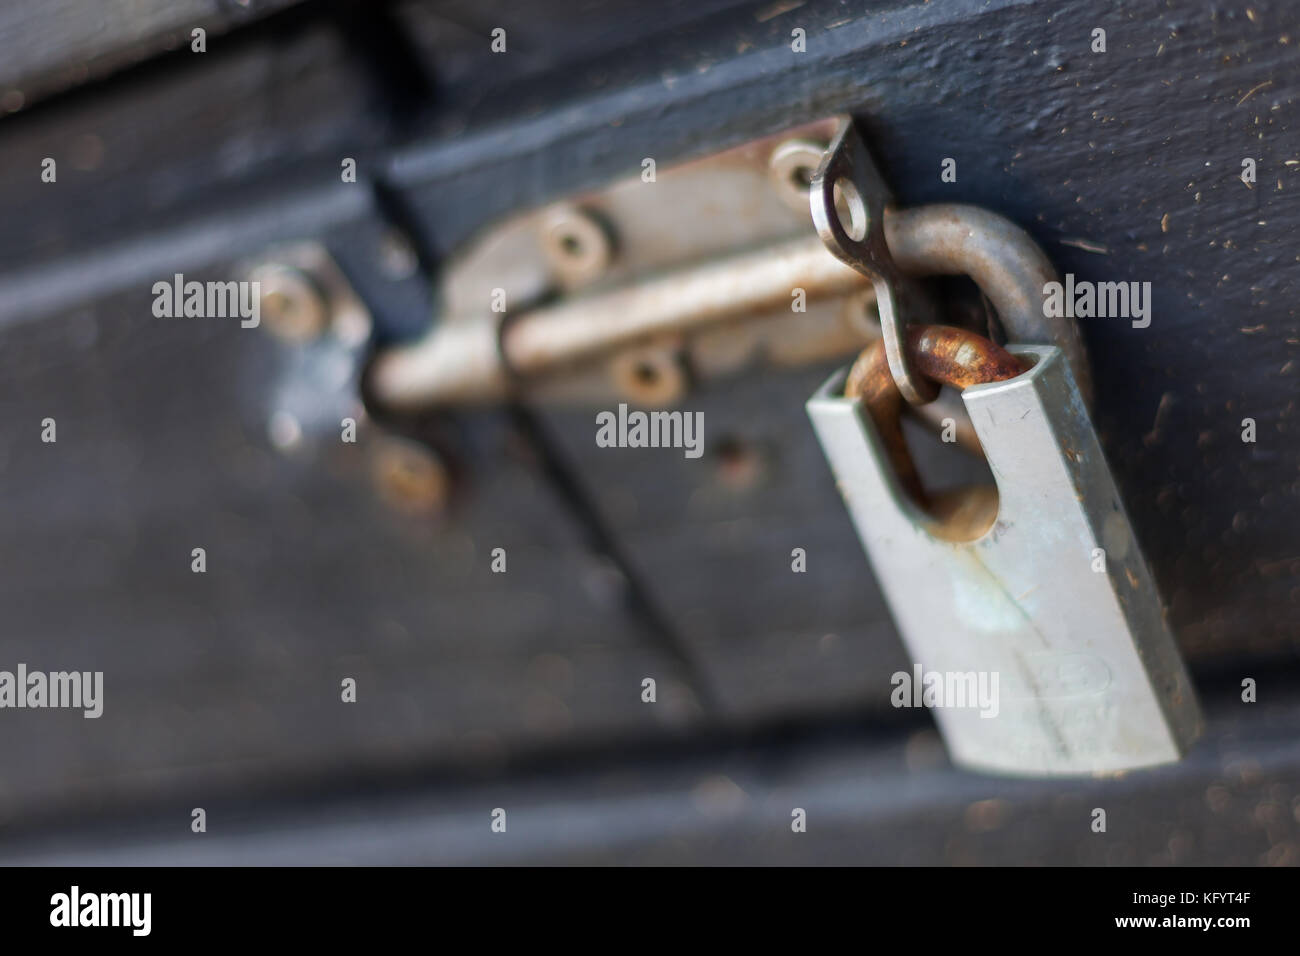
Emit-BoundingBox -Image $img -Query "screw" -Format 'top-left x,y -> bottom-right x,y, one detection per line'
715,436 -> 763,491
538,205 -> 613,287
251,263 -> 329,343
608,345 -> 688,406
768,138 -> 827,214
370,434 -> 449,516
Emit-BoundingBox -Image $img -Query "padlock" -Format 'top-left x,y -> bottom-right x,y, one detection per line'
806,323 -> 1202,776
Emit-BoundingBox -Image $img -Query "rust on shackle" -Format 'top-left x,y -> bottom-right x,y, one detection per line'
843,325 -> 1026,511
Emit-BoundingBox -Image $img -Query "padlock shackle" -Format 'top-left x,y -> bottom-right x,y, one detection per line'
843,325 -> 1025,508
883,204 -> 1091,405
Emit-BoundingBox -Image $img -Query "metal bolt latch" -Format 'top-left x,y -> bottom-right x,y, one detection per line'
366,115 -> 1093,415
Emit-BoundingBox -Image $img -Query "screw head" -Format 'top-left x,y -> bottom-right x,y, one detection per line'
608,345 -> 687,406
251,263 -> 329,343
768,138 -> 827,214
370,434 -> 449,516
538,205 -> 613,287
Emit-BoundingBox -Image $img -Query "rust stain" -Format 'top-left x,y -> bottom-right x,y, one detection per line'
844,324 -> 1024,513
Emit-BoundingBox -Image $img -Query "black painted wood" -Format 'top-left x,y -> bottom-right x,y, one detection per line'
0,0 -> 1294,852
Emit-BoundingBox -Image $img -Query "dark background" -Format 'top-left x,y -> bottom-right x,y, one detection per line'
0,0 -> 1295,864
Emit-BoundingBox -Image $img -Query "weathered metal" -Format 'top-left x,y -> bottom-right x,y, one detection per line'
369,119 -> 1093,414
844,325 -> 1025,507
810,117 -> 941,405
808,344 -> 1202,775
884,204 -> 1093,406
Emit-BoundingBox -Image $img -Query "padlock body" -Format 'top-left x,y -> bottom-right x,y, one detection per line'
807,345 -> 1201,776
